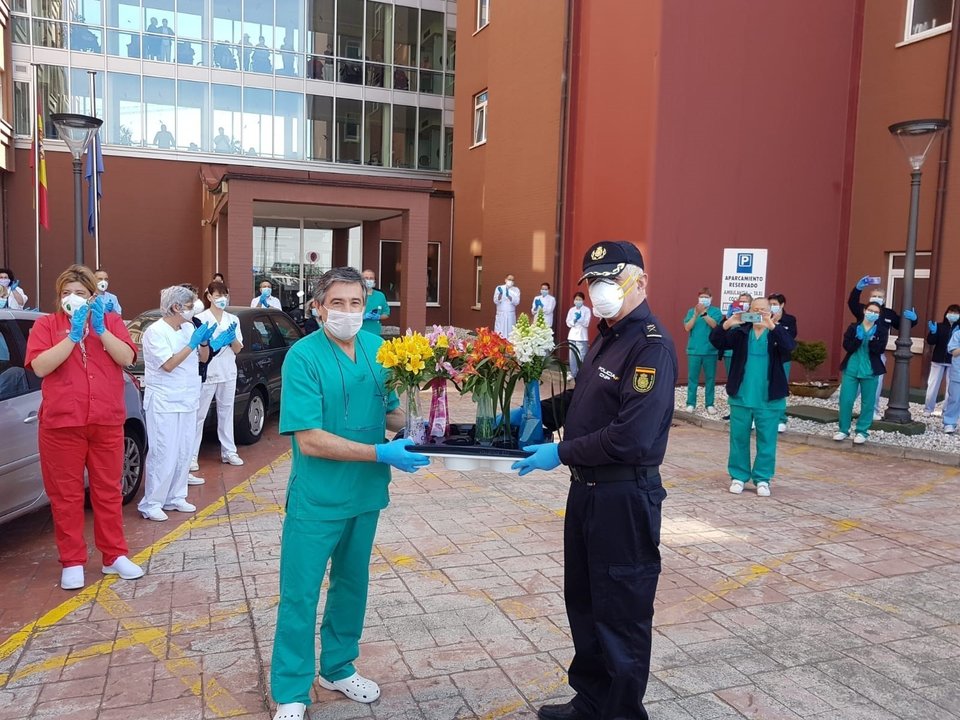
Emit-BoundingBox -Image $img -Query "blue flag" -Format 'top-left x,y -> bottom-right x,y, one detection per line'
84,133 -> 103,236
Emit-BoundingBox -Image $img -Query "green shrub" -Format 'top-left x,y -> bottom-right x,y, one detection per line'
791,340 -> 828,381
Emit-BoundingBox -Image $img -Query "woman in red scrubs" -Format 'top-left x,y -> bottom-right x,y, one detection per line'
25,265 -> 145,590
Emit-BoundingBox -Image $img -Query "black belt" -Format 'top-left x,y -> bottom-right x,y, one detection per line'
570,465 -> 657,485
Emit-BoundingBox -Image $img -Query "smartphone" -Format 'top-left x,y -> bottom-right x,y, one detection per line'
867,276 -> 882,286
740,312 -> 762,323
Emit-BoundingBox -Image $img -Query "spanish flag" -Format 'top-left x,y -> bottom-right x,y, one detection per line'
30,97 -> 49,230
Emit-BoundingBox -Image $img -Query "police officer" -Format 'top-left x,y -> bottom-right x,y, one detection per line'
513,240 -> 677,720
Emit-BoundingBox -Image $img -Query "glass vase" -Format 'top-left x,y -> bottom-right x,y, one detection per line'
405,388 -> 427,445
474,390 -> 496,446
518,381 -> 544,449
427,378 -> 450,440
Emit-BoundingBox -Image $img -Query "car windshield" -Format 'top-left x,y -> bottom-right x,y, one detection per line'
126,316 -> 160,345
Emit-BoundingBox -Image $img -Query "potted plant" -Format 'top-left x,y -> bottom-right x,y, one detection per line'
788,340 -> 840,399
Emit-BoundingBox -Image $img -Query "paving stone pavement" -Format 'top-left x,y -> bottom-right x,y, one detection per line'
1,420 -> 960,719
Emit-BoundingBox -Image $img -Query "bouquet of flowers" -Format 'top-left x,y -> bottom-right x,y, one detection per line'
509,311 -> 556,382
376,331 -> 435,443
459,327 -> 521,446
425,326 -> 467,439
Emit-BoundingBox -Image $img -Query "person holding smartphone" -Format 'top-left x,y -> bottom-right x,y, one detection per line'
710,296 -> 795,497
834,302 -> 888,444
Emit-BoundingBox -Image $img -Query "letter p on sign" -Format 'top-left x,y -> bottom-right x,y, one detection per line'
737,253 -> 754,273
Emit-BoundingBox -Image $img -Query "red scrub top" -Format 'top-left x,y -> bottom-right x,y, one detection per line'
25,312 -> 137,429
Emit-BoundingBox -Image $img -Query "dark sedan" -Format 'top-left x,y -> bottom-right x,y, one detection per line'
126,307 -> 302,444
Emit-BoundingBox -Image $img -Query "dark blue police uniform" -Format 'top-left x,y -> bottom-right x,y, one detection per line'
552,299 -> 677,720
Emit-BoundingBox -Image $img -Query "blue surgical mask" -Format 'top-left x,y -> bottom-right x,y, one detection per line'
699,297 -> 711,307
864,311 -> 880,323
769,304 -> 780,314
540,289 -> 548,296
947,313 -> 959,324
311,307 -> 320,318
574,299 -> 583,308
869,295 -> 884,306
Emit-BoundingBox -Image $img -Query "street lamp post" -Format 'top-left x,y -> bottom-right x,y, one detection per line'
883,118 -> 949,424
49,113 -> 103,265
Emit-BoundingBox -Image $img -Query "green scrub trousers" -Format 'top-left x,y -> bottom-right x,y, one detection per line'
686,354 -> 718,407
838,340 -> 878,436
780,361 -> 791,425
728,330 -> 784,485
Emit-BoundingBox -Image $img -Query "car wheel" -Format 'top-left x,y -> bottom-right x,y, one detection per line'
121,426 -> 145,505
236,388 -> 266,445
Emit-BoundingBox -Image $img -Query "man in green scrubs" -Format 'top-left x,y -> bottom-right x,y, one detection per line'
683,287 -> 723,413
361,269 -> 391,335
270,267 -> 429,720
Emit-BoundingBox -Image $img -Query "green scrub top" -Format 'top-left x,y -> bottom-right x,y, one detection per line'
362,290 -> 391,336
730,328 -> 785,410
684,306 -> 724,355
848,331 -> 875,379
279,329 -> 399,521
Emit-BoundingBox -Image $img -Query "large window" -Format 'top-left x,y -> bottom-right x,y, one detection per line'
107,72 -> 141,146
307,94 -> 333,161
886,251 -> 931,350
473,90 -> 487,146
427,242 -> 440,305
335,97 -> 361,163
476,0 -> 489,31
364,100 -> 388,166
392,104 -> 416,168
904,0 -> 953,42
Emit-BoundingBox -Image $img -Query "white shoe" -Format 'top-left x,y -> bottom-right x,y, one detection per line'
833,432 -> 849,441
318,672 -> 380,704
873,412 -> 882,421
729,480 -> 745,495
684,405 -> 694,413
777,422 -> 787,433
163,500 -> 196,513
945,425 -> 957,434
923,410 -> 933,418
140,508 -> 168,521
273,703 -> 307,720
222,453 -> 244,466
853,433 -> 867,445
933,409 -> 943,417
187,474 -> 205,486
61,566 -> 84,590
757,483 -> 771,497
190,457 -> 199,472
706,406 -> 717,416
102,556 -> 145,580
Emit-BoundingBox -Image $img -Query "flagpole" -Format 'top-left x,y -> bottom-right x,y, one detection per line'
87,70 -> 101,269
32,64 -> 40,311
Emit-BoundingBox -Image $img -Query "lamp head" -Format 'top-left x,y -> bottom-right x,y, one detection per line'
888,118 -> 949,171
49,113 -> 103,160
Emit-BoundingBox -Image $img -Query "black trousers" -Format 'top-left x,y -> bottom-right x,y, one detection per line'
564,471 -> 666,720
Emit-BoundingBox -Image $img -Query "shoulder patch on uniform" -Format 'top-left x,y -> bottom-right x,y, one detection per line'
644,323 -> 663,339
633,366 -> 656,393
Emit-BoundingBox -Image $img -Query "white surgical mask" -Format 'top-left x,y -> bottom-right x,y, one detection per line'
181,305 -> 196,321
947,313 -> 960,324
213,297 -> 228,310
323,308 -> 363,341
0,279 -> 9,288
61,293 -> 88,316
364,279 -> 375,289
193,298 -> 205,314
311,307 -> 320,319
769,304 -> 781,314
699,297 -> 711,307
588,274 -> 638,319
869,295 -> 884,306
97,280 -> 109,292
505,280 -> 514,288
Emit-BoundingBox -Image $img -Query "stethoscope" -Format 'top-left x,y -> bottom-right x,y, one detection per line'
321,330 -> 389,421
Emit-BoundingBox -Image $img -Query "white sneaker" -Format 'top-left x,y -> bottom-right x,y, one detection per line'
318,672 -> 380,704
272,703 -> 307,720
833,432 -> 849,441
706,406 -> 717,416
729,480 -> 745,495
60,566 -> 84,590
163,500 -> 197,513
777,422 -> 787,433
222,453 -> 244,466
853,433 -> 867,445
684,405 -> 695,413
945,425 -> 957,434
933,409 -> 943,417
140,508 -> 168,521
757,483 -> 771,497
102,556 -> 145,580
190,457 -> 199,472
187,474 -> 205,486
873,412 -> 883,421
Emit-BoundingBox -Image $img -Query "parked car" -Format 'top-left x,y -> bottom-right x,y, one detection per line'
0,309 -> 147,527
125,307 -> 302,444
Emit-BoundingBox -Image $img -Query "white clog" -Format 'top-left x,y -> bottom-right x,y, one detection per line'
318,672 -> 380,703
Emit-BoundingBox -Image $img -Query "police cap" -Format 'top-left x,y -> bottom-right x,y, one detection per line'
578,241 -> 645,284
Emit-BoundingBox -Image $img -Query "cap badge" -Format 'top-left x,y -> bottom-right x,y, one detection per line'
590,246 -> 607,261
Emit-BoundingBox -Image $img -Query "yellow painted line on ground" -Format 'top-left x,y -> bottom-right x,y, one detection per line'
895,467 -> 960,502
482,670 -> 568,719
0,452 -> 290,668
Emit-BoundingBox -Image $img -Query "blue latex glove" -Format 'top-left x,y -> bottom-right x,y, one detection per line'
856,325 -> 865,341
375,438 -> 430,473
512,443 -> 561,477
210,322 -> 238,352
534,298 -> 542,309
189,323 -> 216,350
574,311 -> 581,321
68,303 -> 90,343
258,289 -> 270,307
903,308 -> 917,322
9,280 -> 19,293
104,299 -> 115,314
89,296 -> 106,336
929,320 -> 938,333
855,274 -> 873,291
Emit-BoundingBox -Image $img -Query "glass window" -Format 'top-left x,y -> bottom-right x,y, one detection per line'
392,103 -> 415,168
106,29 -> 143,58
275,91 -> 304,159
477,0 -> 490,31
143,0 -> 175,62
335,97 -> 361,164
419,70 -> 441,96
277,0 -> 304,77
213,0 -> 242,46
177,39 -> 209,66
243,87 -> 273,157
307,0 -> 334,56
337,0 -> 362,58
364,101 -> 388,166
212,83 -> 241,154
107,0 -> 141,31
32,19 -> 67,48
427,243 -> 440,304
303,222 -> 333,280
380,240 -> 401,303
107,72 -> 142,146
144,76 -> 176,149
0,320 -> 37,401
307,94 -> 333,161
36,65 -> 68,141
14,82 -> 31,138
473,90 -> 487,145
70,68 -> 104,119
32,0 -> 66,19
178,80 -> 208,151
12,16 -> 30,45
338,58 -> 362,84
905,0 -> 954,41
245,0 -> 275,73
420,10 -> 443,69
272,313 -> 301,346
177,0 -> 207,39
473,256 -> 483,307
70,23 -> 103,52
75,0 -> 103,25
445,28 -> 456,72
393,5 -> 417,67
307,53 -> 334,80
418,107 -> 441,170
444,126 -> 453,172
392,65 -> 416,92
365,1 -> 391,86
12,0 -> 27,12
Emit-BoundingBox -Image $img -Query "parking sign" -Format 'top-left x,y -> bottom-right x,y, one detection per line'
720,249 -> 768,312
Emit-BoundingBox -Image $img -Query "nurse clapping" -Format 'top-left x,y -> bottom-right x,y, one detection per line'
270,267 -> 429,720
25,265 -> 144,591
834,302 -> 888,444
138,286 -> 216,522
